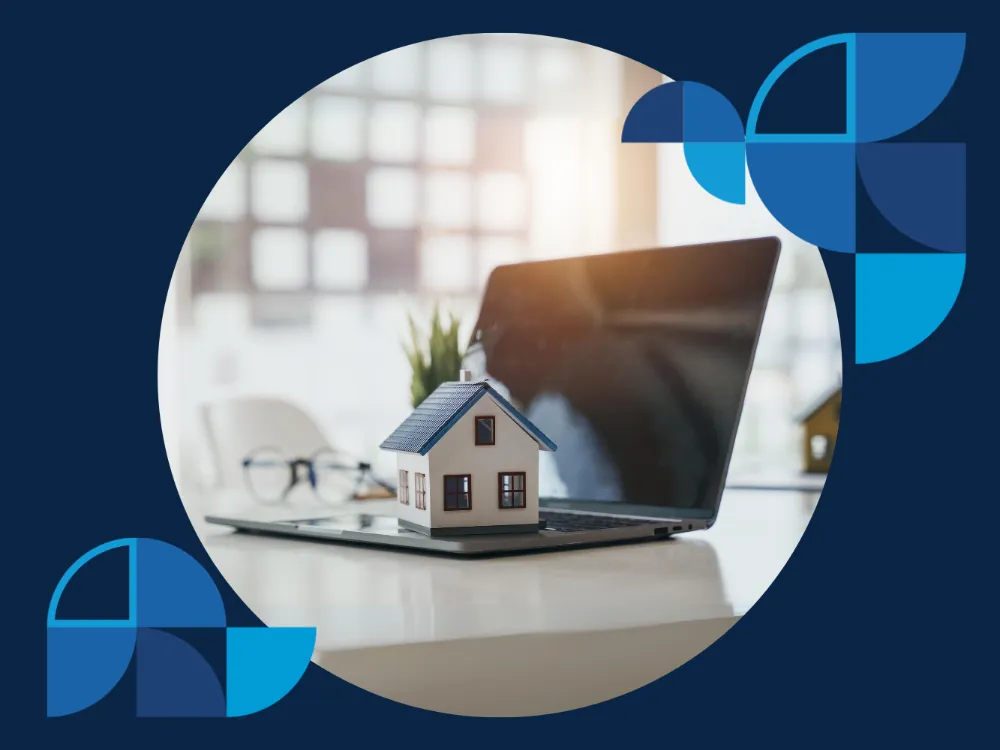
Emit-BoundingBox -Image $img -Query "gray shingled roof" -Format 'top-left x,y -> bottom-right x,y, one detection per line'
380,380 -> 556,455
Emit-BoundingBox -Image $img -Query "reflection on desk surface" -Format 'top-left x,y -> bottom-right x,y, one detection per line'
192,488 -> 818,653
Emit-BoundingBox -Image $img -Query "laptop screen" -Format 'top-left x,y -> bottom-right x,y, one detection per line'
465,238 -> 780,519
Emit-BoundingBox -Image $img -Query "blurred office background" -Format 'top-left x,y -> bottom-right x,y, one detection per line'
159,34 -> 841,494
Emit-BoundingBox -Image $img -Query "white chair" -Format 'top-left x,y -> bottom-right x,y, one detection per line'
200,397 -> 332,490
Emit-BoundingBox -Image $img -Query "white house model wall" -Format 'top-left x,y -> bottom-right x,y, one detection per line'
423,393 -> 540,530
394,451 -> 431,529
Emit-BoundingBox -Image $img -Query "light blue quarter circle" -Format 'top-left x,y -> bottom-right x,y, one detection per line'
226,627 -> 317,717
684,142 -> 746,204
856,253 -> 965,364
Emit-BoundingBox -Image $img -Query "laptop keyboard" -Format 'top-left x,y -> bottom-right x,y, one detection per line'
540,510 -> 657,533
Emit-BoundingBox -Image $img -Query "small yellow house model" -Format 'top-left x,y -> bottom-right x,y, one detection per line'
798,386 -> 841,474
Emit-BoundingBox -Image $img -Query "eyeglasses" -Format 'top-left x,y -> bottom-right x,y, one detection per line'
242,447 -> 395,504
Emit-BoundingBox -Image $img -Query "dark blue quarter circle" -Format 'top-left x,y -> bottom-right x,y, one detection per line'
136,628 -> 226,718
621,81 -> 684,143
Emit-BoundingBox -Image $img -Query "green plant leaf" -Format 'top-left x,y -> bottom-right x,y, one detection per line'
403,305 -> 466,407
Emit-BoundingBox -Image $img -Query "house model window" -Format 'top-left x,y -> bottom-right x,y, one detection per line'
414,472 -> 426,510
810,434 -> 830,461
444,475 -> 472,510
499,472 -> 526,508
475,416 -> 496,445
398,469 -> 409,505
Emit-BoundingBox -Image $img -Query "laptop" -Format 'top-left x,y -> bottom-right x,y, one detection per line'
207,237 -> 780,555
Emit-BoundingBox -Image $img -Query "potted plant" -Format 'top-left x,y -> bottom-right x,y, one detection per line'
404,306 -> 466,408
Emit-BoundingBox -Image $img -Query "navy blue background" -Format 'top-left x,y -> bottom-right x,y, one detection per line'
8,1 -> 994,744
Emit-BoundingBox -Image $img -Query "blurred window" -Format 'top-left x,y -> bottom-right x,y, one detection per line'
372,45 -> 421,95
367,168 -> 419,228
482,44 -> 527,103
421,235 -> 474,292
368,101 -> 421,162
314,229 -> 368,291
424,107 -> 476,165
428,40 -> 475,101
251,160 -> 308,222
425,172 -> 473,228
311,97 -> 365,161
251,228 -> 308,291
188,35 -> 625,299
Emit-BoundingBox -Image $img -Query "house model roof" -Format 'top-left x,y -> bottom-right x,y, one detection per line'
380,380 -> 557,455
796,384 -> 842,422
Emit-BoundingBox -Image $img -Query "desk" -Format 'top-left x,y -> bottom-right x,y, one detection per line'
189,488 -> 819,716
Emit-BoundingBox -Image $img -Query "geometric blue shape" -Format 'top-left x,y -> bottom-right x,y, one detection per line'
855,33 -> 965,143
856,253 -> 965,364
621,81 -> 684,143
51,543 -> 129,622
226,627 -> 316,717
747,34 -> 855,143
753,37 -> 846,136
47,538 -> 136,627
166,627 -> 229,695
136,628 -> 225,717
747,142 -> 856,252
135,539 -> 225,628
857,143 -> 965,252
47,627 -> 136,716
682,82 -> 744,142
684,141 -> 746,203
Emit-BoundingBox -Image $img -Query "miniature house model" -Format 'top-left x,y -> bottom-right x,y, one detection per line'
380,372 -> 557,536
798,385 -> 841,474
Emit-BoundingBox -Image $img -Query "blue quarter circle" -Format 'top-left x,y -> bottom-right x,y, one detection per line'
47,627 -> 136,716
226,627 -> 317,717
136,538 -> 227,627
621,81 -> 684,143
856,253 -> 965,364
855,33 -> 965,143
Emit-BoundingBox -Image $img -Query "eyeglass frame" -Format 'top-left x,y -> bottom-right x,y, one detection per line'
241,446 -> 389,503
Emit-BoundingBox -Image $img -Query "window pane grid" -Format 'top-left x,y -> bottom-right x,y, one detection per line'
498,472 -> 526,508
415,472 -> 427,510
443,474 -> 471,511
